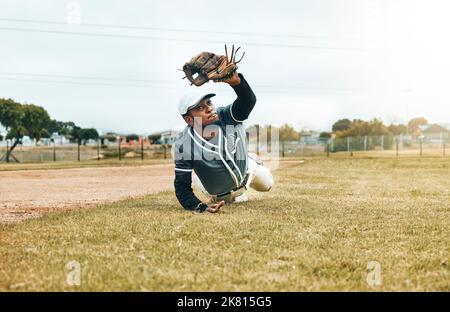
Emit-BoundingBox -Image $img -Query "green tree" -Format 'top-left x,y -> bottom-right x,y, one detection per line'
408,117 -> 428,136
338,120 -> 370,137
21,104 -> 51,142
80,128 -> 99,144
388,124 -> 407,135
335,118 -> 388,137
126,134 -> 140,142
368,118 -> 389,135
0,99 -> 50,162
279,123 -> 299,142
70,126 -> 82,144
101,133 -> 118,144
332,119 -> 352,132
71,127 -> 99,145
48,119 -> 76,136
423,123 -> 448,134
319,132 -> 332,139
148,133 -> 162,144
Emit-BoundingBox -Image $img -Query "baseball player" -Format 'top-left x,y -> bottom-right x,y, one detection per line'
174,71 -> 274,213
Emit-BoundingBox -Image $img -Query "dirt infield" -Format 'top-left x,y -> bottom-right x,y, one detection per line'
0,159 -> 299,223
0,164 -> 175,223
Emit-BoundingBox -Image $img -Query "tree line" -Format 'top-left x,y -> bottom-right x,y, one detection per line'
327,117 -> 447,138
0,98 -> 98,162
248,117 -> 448,143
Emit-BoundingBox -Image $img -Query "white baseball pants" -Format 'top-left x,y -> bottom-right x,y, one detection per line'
193,154 -> 274,203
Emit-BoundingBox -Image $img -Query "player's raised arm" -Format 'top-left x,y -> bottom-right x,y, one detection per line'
225,71 -> 257,122
180,45 -> 256,122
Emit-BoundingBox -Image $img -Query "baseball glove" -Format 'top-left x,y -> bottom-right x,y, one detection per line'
181,45 -> 245,86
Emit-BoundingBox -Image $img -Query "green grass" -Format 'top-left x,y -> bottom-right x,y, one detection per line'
0,156 -> 449,291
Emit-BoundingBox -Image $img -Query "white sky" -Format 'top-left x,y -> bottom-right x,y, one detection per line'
0,0 -> 449,134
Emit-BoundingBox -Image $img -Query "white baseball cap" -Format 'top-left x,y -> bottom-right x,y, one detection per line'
178,91 -> 216,116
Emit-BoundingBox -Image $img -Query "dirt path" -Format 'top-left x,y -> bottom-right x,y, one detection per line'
0,164 -> 175,223
0,159 -> 302,223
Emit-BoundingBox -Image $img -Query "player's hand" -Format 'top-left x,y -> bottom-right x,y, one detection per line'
221,71 -> 241,86
206,200 -> 225,213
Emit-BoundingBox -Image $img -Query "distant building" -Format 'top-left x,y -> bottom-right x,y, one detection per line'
160,130 -> 180,144
0,123 -> 6,144
21,136 -> 36,146
51,133 -> 71,145
150,125 -> 184,144
299,130 -> 320,145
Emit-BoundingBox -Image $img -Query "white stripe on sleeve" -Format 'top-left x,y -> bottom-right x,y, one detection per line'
175,168 -> 193,172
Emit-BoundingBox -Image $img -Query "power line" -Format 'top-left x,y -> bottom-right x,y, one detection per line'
0,76 -> 408,96
256,84 -> 409,94
0,27 -> 387,53
0,72 -> 174,84
0,77 -> 178,89
0,17 -> 375,42
0,72 -> 408,94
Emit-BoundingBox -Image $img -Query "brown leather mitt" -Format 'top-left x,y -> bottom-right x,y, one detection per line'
182,45 -> 245,86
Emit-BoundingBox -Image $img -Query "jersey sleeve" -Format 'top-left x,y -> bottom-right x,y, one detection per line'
173,134 -> 207,212
218,73 -> 257,126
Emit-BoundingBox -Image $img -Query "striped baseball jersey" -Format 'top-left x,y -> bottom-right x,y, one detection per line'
173,73 -> 256,212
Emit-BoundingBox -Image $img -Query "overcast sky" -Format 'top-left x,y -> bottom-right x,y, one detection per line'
1,0 -> 449,134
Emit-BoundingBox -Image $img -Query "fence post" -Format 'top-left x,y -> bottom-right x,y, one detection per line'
282,141 -> 285,158
53,139 -> 56,162
419,137 -> 423,156
396,137 -> 399,157
141,136 -> 144,160
256,127 -> 260,155
443,136 -> 446,157
163,144 -> 167,159
97,138 -> 100,161
364,135 -> 367,151
6,140 -> 9,163
381,135 -> 384,151
77,141 -> 81,161
326,141 -> 330,157
347,137 -> 353,157
118,138 -> 122,161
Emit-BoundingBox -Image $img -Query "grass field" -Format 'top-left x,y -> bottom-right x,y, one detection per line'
0,155 -> 449,291
0,158 -> 172,172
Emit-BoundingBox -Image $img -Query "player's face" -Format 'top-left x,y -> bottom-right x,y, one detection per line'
187,98 -> 218,126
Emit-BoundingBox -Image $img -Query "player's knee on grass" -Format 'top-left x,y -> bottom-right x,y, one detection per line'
250,165 -> 274,192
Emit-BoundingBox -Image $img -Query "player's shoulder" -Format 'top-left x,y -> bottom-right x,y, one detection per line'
217,104 -> 242,126
216,106 -> 226,114
174,126 -> 191,147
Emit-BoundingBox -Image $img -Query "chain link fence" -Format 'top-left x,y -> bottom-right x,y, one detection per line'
1,132 -> 449,163
0,139 -> 172,163
248,132 -> 449,157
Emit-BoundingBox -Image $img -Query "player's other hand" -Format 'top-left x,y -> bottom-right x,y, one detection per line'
206,200 -> 225,213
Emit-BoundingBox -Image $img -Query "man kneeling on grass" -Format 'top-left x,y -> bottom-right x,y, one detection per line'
173,71 -> 274,213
